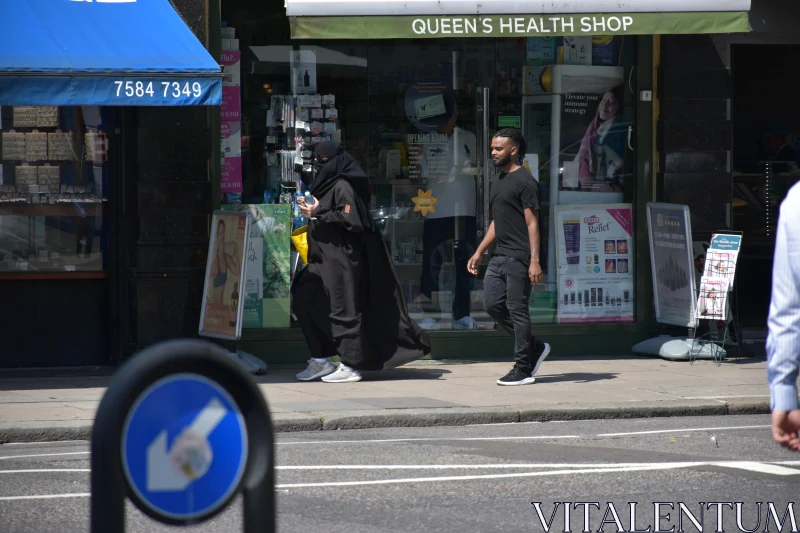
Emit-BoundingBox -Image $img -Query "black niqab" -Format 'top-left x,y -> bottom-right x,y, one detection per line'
310,142 -> 373,229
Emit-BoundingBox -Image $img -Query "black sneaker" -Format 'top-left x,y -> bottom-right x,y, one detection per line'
531,342 -> 551,375
497,366 -> 536,386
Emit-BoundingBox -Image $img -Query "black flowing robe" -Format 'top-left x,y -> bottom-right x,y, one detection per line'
291,179 -> 431,371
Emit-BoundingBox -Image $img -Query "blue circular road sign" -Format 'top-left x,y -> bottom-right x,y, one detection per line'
121,373 -> 248,522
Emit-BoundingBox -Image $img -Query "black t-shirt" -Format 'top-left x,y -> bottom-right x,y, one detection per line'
489,167 -> 540,263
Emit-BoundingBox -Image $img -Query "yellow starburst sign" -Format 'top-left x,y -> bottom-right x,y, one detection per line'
412,189 -> 438,217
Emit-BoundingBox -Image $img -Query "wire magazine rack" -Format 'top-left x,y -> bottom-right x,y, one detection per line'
689,232 -> 743,366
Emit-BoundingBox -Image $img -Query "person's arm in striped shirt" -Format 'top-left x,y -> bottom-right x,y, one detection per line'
767,183 -> 800,451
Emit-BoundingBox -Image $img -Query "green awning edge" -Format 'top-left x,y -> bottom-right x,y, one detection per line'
290,11 -> 750,39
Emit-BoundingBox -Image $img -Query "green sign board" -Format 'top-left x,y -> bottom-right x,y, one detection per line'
498,115 -> 521,128
290,11 -> 750,39
222,204 -> 292,329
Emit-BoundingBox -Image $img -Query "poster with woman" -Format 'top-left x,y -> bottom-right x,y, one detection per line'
199,211 -> 250,340
559,82 -> 629,203
223,204 -> 292,329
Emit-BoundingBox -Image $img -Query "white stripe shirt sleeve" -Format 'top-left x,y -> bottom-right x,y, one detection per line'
767,183 -> 800,412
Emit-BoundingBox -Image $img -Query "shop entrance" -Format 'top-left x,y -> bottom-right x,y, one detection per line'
731,44 -> 800,333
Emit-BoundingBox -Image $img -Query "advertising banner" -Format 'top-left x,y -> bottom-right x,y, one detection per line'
555,204 -> 634,323
221,121 -> 242,194
646,202 -> 698,328
199,211 -> 250,340
223,204 -> 293,328
221,50 -> 241,122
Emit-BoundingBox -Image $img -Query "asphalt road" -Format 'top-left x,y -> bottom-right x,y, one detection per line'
1,414 -> 799,533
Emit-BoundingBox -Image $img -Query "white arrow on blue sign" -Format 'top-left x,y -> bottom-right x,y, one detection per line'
121,374 -> 248,522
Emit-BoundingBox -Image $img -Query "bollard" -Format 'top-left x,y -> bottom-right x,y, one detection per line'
90,339 -> 276,532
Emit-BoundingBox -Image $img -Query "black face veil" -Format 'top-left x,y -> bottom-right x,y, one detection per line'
309,141 -> 375,232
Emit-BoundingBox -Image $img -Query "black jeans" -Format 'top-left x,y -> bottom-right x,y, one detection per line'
420,216 -> 477,320
483,255 -> 542,371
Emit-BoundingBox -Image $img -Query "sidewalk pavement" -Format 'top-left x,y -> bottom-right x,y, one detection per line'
0,356 -> 773,443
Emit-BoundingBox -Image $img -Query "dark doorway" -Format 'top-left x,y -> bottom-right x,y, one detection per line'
731,44 -> 800,331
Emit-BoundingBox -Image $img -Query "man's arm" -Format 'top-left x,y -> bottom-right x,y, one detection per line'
524,208 -> 540,264
475,221 -> 496,255
524,208 -> 542,284
468,222 -> 495,275
519,177 -> 542,283
768,185 -> 800,450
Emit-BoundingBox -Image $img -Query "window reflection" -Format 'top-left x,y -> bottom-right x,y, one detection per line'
0,106 -> 108,273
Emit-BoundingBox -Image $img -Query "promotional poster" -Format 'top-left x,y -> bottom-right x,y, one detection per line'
696,276 -> 729,321
703,233 -> 743,291
555,204 -> 634,323
559,79 -> 628,203
290,50 -> 317,94
222,205 -> 293,328
221,44 -> 243,194
646,203 -> 697,328
199,211 -> 249,340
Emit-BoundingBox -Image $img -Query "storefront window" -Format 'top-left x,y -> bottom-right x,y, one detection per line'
220,7 -> 636,329
0,106 -> 109,274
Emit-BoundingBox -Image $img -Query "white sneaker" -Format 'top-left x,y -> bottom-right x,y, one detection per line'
296,359 -> 336,381
321,363 -> 362,383
419,318 -> 440,330
532,343 -> 551,375
453,316 -> 476,330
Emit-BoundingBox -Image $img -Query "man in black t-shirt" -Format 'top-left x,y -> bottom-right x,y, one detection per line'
467,129 -> 551,386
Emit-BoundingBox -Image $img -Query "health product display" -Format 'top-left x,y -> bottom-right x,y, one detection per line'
555,204 -> 634,323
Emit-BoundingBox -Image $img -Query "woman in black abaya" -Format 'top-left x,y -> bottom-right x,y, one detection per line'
293,142 -> 431,383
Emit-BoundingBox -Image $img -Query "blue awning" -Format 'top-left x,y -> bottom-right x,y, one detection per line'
0,0 -> 222,106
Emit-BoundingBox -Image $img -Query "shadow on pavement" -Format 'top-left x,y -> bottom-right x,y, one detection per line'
534,372 -> 619,384
254,367 -> 452,384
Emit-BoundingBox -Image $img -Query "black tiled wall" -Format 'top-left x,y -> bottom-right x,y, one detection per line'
659,35 -> 731,233
126,4 -> 214,355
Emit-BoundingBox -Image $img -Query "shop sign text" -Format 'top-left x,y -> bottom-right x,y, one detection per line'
411,15 -> 634,36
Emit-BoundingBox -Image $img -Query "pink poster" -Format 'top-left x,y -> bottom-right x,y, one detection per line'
221,86 -> 240,122
221,49 -> 242,194
221,157 -> 243,193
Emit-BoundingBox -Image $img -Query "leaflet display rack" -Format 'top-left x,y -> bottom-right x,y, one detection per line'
689,231 -> 743,365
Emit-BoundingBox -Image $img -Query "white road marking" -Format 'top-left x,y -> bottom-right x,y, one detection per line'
278,461 -> 800,471
721,462 -> 800,476
278,425 -> 771,445
0,461 -> 797,500
275,464 -> 692,489
0,493 -> 89,502
1,440 -> 88,446
1,461 -> 798,474
598,425 -> 770,437
0,425 -> 770,455
0,452 -> 89,461
278,435 -> 582,445
0,469 -> 90,474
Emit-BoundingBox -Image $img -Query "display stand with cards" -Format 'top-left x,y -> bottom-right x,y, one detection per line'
689,231 -> 743,365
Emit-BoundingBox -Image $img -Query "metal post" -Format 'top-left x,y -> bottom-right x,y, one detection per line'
90,339 -> 276,532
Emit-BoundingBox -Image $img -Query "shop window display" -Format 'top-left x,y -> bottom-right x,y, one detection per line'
222,16 -> 635,329
0,106 -> 109,274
